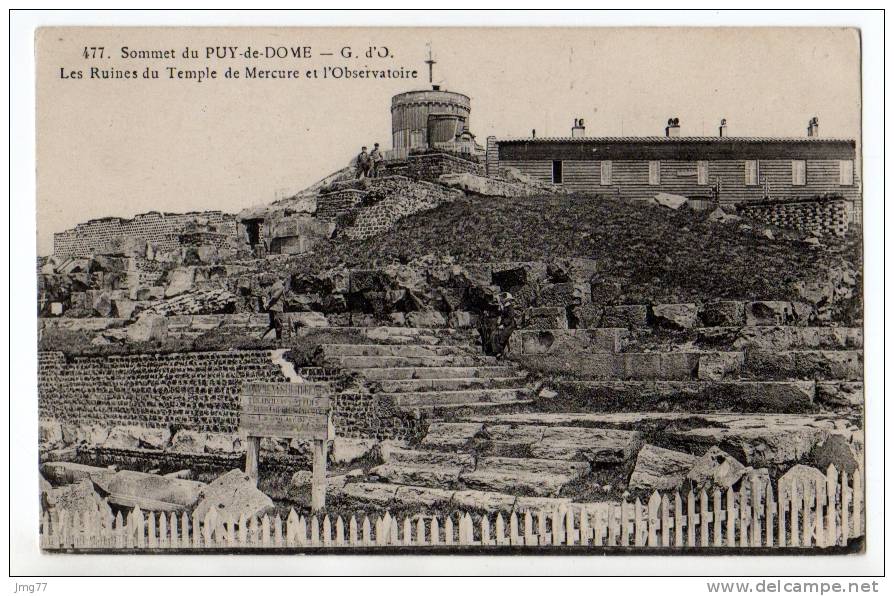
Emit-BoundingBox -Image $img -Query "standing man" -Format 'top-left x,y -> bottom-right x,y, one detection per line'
355,146 -> 371,179
369,143 -> 384,178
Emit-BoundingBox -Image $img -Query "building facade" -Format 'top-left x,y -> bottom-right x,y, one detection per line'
487,121 -> 861,221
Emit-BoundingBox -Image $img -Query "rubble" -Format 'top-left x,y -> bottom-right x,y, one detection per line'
629,444 -> 698,491
192,469 -> 276,522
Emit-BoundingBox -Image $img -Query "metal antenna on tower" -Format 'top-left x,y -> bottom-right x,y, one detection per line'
425,44 -> 436,85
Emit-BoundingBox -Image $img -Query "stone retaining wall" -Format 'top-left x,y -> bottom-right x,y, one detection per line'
737,197 -> 849,238
38,350 -> 287,433
38,350 -> 424,441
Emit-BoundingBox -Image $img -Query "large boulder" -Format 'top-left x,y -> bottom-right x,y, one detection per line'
192,469 -> 275,523
164,267 -> 196,298
38,419 -> 64,448
686,446 -> 746,489
529,426 -> 642,463
103,426 -> 171,451
126,314 -> 168,343
100,470 -> 206,509
629,444 -> 698,491
406,310 -> 446,328
45,479 -> 113,521
697,352 -> 745,381
654,192 -> 689,210
291,311 -> 329,328
204,433 -> 243,454
438,172 -> 490,195
170,430 -> 208,453
331,437 -> 377,465
810,434 -> 861,474
652,303 -> 699,330
41,462 -> 117,487
778,464 -> 828,499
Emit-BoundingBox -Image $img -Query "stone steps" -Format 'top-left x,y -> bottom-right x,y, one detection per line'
358,365 -> 520,381
740,350 -> 862,381
549,380 -> 817,412
459,456 -> 590,498
512,327 -> 863,355
385,388 -> 531,409
319,343 -> 476,358
326,354 -> 490,368
294,326 -> 479,346
377,376 -> 528,393
337,481 -> 610,514
483,425 -> 642,463
419,422 -> 484,448
370,447 -> 475,486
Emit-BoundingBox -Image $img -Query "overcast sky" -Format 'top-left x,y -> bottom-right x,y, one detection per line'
36,27 -> 861,255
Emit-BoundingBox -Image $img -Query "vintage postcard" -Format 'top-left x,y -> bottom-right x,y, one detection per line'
31,24 -> 866,561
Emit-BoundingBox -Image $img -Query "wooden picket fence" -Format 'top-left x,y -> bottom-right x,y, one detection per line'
41,465 -> 863,550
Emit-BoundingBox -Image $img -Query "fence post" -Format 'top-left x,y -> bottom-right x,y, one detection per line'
711,489 -> 722,547
826,464 -> 838,547
699,489 -> 709,547
620,500 -> 630,547
725,488 -> 735,547
853,470 -> 862,536
495,514 -> 505,546
751,477 -> 762,547
801,480 -> 812,547
579,508 -> 590,547
634,498 -> 644,547
509,512 -> 519,546
523,511 -> 533,546
739,485 -> 749,547
647,492 -> 660,547
444,515 -> 454,546
348,515 -> 358,546
840,469 -> 850,546
660,494 -> 671,547
431,516 -> 440,546
790,481 -> 801,547
564,508 -> 575,546
674,492 -> 684,547
417,517 -> 427,547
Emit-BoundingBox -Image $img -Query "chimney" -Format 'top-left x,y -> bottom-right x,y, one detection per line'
665,117 -> 680,138
571,118 -> 586,138
719,118 -> 728,137
807,116 -> 819,137
532,129 -> 536,139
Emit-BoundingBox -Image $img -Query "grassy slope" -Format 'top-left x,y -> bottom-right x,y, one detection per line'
310,193 -> 860,305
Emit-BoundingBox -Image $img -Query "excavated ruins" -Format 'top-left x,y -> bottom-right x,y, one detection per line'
37,155 -> 863,524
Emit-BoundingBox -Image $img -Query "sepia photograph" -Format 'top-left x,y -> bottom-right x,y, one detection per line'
8,8 -> 886,582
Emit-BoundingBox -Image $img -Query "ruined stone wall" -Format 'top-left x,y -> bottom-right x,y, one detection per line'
53,211 -> 238,258
38,350 -> 287,433
737,197 -> 850,238
39,351 -> 423,441
403,152 -> 484,182
345,178 -> 460,240
315,190 -> 366,222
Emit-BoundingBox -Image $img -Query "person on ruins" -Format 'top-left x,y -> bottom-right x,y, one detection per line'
478,291 -> 518,358
369,143 -> 384,178
355,146 -> 372,179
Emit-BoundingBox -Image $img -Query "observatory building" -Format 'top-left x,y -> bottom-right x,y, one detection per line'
389,51 -> 481,158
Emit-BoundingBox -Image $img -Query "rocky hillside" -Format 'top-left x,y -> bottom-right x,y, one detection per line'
285,194 -> 861,314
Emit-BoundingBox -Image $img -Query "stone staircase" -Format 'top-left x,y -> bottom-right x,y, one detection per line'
314,328 -> 532,411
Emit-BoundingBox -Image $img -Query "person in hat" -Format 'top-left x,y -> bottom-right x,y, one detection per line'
355,146 -> 372,179
369,143 -> 384,178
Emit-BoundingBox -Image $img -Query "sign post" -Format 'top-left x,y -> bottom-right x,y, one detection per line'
240,382 -> 333,512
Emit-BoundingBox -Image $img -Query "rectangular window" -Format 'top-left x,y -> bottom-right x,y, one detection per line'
551,160 -> 563,184
792,160 -> 806,186
697,161 -> 708,185
745,160 -> 759,186
839,160 -> 854,186
600,160 -> 612,185
648,161 -> 661,185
